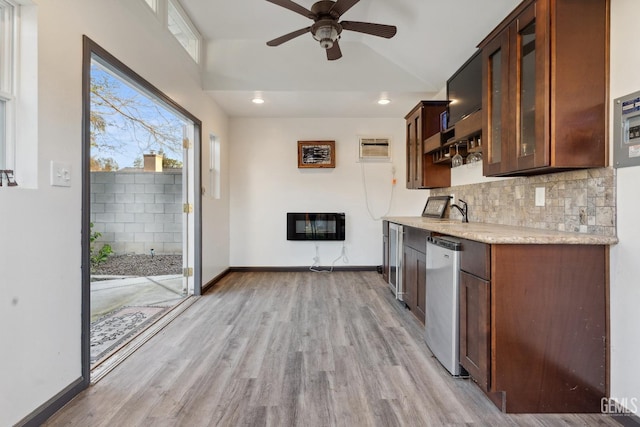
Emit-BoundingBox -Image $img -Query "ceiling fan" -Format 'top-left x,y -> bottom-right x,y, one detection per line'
265,0 -> 397,61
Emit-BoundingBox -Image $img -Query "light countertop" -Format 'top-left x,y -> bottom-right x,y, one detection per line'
384,216 -> 618,245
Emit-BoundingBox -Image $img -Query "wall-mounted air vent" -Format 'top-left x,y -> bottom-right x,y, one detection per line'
359,137 -> 391,162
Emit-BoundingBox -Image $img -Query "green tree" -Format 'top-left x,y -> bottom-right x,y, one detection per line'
162,157 -> 183,169
159,149 -> 183,169
90,157 -> 119,171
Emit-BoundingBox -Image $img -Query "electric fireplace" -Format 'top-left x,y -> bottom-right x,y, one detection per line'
286,212 -> 345,241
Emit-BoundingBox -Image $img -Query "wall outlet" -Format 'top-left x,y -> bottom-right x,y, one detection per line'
450,193 -> 455,205
535,187 -> 545,207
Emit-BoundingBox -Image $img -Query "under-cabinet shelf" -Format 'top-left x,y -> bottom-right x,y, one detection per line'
432,144 -> 468,164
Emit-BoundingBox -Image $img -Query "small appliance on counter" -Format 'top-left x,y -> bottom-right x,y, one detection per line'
421,195 -> 450,218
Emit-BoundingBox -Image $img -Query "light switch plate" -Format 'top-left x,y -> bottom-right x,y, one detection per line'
51,161 -> 71,187
535,187 -> 545,207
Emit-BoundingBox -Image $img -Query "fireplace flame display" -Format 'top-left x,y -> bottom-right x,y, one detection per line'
286,213 -> 345,241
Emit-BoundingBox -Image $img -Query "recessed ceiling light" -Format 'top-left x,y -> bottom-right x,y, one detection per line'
378,98 -> 391,105
252,91 -> 265,104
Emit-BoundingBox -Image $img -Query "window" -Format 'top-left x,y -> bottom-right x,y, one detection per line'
0,0 -> 15,170
167,0 -> 201,63
138,0 -> 202,64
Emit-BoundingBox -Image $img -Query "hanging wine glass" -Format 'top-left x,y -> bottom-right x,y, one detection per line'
467,136 -> 482,163
470,151 -> 482,163
452,144 -> 463,168
467,152 -> 477,163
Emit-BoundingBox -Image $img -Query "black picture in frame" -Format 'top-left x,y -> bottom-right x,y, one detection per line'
297,140 -> 336,168
422,195 -> 451,218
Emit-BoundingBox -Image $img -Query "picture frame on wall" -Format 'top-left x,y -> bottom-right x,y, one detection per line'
297,140 -> 336,168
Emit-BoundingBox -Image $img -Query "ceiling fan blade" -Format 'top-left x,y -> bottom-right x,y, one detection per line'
329,0 -> 360,18
340,21 -> 397,38
265,0 -> 315,19
266,27 -> 311,46
326,41 -> 342,61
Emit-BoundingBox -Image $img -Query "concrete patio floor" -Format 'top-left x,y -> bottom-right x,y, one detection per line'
90,274 -> 186,322
89,274 -> 188,366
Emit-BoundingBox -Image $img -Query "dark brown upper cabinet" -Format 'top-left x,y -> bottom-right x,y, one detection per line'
405,101 -> 449,189
480,0 -> 608,176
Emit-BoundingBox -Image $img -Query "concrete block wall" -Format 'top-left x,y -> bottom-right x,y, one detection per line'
90,169 -> 183,255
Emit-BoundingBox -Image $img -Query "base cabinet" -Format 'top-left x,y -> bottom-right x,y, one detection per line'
459,271 -> 490,390
402,245 -> 427,323
460,239 -> 491,390
459,240 -> 607,413
402,226 -> 429,323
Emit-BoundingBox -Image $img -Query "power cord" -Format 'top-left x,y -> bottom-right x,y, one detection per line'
361,161 -> 394,221
309,242 -> 349,273
310,242 -> 322,272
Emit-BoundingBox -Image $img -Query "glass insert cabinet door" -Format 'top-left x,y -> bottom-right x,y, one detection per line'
482,30 -> 510,177
481,0 -> 606,176
482,0 -> 545,176
490,48 -> 503,165
513,2 -> 545,172
519,20 -> 536,158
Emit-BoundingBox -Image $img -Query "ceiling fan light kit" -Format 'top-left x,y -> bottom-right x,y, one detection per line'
312,21 -> 341,49
266,0 -> 397,61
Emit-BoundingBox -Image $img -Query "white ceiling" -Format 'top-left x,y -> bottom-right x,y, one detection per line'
179,0 -> 522,118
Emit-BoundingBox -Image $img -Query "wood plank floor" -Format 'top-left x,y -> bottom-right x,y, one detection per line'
45,271 -> 620,426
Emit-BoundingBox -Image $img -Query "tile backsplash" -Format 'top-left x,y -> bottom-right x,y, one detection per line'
430,167 -> 616,237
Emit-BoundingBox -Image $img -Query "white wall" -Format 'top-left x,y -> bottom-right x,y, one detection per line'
229,117 -> 428,267
609,0 -> 640,412
0,1 -> 229,424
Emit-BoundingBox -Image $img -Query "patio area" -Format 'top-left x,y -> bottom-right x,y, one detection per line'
90,274 -> 186,365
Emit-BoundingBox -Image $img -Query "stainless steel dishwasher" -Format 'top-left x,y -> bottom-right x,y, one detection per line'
425,235 -> 462,376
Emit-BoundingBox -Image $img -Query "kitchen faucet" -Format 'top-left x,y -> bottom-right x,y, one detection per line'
451,199 -> 469,223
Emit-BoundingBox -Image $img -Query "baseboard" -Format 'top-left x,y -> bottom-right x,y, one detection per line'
202,267 -> 231,293
16,376 -> 87,427
202,265 -> 380,292
228,265 -> 379,272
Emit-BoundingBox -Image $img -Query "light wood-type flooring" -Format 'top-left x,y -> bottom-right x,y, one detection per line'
45,271 -> 620,426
